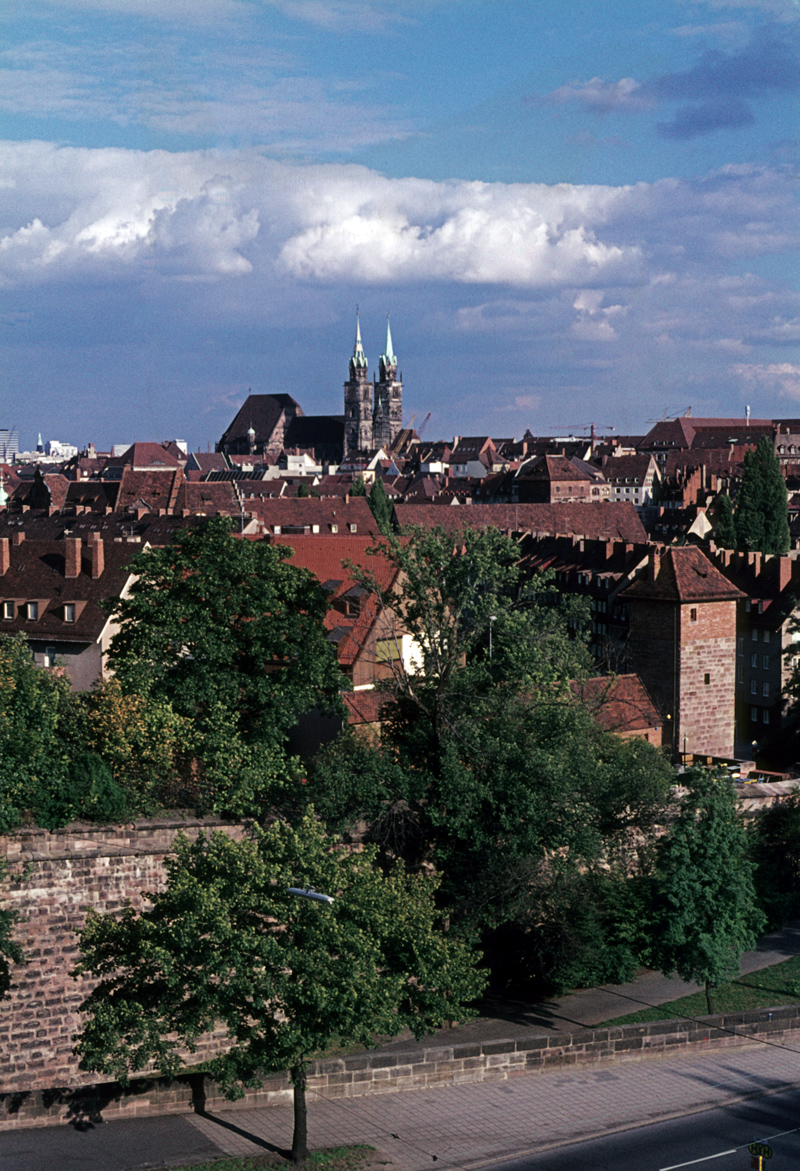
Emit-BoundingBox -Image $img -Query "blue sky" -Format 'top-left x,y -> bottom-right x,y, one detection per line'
1,0 -> 799,451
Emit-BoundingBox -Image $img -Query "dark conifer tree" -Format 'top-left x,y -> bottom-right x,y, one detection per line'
735,436 -> 789,555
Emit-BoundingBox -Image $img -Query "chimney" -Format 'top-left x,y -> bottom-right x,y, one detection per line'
64,535 -> 81,578
649,550 -> 661,582
0,538 -> 9,576
12,531 -> 25,545
778,556 -> 793,593
89,533 -> 104,579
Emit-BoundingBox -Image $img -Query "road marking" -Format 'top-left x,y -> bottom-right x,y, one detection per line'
659,1152 -> 736,1170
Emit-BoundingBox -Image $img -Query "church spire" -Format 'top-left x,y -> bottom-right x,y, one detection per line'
381,314 -> 396,366
351,310 -> 368,371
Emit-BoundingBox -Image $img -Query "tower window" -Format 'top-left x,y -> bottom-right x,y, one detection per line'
704,673 -> 710,685
690,608 -> 697,622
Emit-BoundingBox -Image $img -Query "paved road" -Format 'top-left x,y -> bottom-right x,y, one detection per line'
491,1085 -> 800,1170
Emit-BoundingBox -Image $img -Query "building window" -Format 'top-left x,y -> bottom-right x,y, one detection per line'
752,628 -> 759,641
763,710 -> 770,724
737,636 -> 744,655
43,647 -> 56,668
751,680 -> 758,695
2,601 -> 12,620
763,654 -> 770,670
751,652 -> 758,668
763,681 -> 770,697
764,629 -> 770,643
746,600 -> 751,612
64,603 -> 76,623
737,664 -> 744,683
26,601 -> 38,621
704,673 -> 710,685
331,524 -> 338,533
375,638 -> 401,663
751,706 -> 760,722
690,608 -> 697,622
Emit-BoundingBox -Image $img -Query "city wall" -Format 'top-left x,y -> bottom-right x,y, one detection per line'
0,817 -> 243,1122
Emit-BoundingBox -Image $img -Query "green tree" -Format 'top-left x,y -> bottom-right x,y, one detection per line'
313,527 -> 671,991
0,634 -> 73,831
750,792 -> 800,927
75,814 -> 484,1162
649,769 -> 764,1014
104,517 -> 343,815
367,478 -> 393,534
735,436 -> 789,554
712,493 -> 737,549
350,476 -> 367,496
295,481 -> 310,497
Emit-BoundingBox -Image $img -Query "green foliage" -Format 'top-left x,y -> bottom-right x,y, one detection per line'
350,476 -> 367,496
75,814 -> 484,1139
649,769 -> 765,1013
751,792 -> 800,927
104,517 -> 343,816
712,493 -> 737,549
0,634 -> 74,831
367,478 -> 393,534
735,436 -> 789,555
296,482 -> 310,497
35,752 -> 132,830
314,526 -> 672,991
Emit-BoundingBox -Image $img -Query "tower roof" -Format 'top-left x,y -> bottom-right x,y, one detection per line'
351,313 -> 368,371
381,316 -> 396,366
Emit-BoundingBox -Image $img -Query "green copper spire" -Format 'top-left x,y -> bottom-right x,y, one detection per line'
381,314 -> 396,365
351,311 -> 368,370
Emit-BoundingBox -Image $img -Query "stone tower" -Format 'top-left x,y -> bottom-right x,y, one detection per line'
373,316 -> 403,450
622,546 -> 744,759
343,314 -> 373,455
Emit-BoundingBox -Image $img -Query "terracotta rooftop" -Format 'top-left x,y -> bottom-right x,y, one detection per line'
394,502 -> 647,543
572,674 -> 662,736
622,545 -> 745,603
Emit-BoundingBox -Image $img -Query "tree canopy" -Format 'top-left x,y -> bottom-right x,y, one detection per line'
75,813 -> 484,1161
104,517 -> 343,815
735,436 -> 789,555
312,525 -> 673,991
648,769 -> 764,1013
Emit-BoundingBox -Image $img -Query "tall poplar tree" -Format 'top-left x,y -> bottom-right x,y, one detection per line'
735,436 -> 790,555
649,769 -> 764,1014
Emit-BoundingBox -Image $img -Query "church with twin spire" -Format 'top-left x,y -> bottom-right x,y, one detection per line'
344,314 -> 403,455
217,313 -> 403,462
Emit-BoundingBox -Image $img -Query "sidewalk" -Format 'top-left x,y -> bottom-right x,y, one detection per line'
5,921 -> 800,1171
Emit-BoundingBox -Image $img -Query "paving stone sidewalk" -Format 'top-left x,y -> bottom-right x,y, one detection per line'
189,1042 -> 800,1170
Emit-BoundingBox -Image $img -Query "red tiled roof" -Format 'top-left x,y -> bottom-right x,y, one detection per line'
572,674 -> 661,735
622,546 -> 745,603
343,690 -> 390,726
394,503 -> 647,543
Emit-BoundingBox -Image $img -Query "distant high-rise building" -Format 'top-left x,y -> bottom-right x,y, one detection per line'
0,429 -> 18,462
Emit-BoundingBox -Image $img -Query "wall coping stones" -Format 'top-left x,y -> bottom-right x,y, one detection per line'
4,1004 -> 800,1131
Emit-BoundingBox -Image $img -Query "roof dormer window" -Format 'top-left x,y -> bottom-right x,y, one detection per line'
27,601 -> 39,621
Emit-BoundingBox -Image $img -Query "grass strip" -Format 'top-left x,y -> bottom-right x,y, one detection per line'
161,1145 -> 379,1171
598,954 -> 800,1026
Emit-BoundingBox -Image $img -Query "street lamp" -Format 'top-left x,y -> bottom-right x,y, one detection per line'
288,886 -> 334,905
489,614 -> 497,661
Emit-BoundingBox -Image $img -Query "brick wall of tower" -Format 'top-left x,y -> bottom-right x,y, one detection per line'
344,375 -> 373,454
626,601 -> 677,754
627,597 -> 737,759
678,599 -> 738,759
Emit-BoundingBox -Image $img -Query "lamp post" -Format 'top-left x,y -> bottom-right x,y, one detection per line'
489,614 -> 497,662
285,884 -> 334,1161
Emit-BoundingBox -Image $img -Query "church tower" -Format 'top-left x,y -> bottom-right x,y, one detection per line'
372,316 -> 402,450
344,314 -> 373,454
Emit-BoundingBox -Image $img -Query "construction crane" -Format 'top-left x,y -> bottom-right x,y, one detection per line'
646,406 -> 692,423
418,412 -> 432,439
549,423 -> 615,452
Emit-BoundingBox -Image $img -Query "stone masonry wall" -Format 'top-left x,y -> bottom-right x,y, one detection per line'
679,599 -> 737,759
3,1004 -> 799,1130
0,818 -> 243,1103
